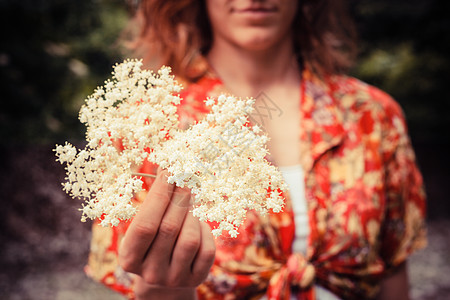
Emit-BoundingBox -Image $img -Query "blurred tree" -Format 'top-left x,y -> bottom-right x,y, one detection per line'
351,0 -> 450,143
0,0 -> 129,145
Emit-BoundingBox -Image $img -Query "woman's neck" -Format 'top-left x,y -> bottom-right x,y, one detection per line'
206,35 -> 300,98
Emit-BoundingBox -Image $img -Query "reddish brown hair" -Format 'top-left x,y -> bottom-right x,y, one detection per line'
125,0 -> 357,80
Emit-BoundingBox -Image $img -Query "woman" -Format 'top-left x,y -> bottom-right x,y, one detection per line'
85,1 -> 427,299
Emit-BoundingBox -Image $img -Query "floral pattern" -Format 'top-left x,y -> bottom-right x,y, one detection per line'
85,67 -> 427,299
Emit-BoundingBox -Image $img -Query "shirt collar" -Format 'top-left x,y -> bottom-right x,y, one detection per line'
299,69 -> 345,172
190,58 -> 346,173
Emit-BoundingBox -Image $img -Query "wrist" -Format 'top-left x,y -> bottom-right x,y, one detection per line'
135,287 -> 196,300
134,278 -> 197,300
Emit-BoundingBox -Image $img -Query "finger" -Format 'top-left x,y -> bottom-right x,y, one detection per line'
140,186 -> 191,283
119,169 -> 175,273
168,212 -> 201,285
191,222 -> 216,286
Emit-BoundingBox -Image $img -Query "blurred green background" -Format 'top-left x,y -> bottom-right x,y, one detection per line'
0,0 -> 449,299
0,0 -> 129,144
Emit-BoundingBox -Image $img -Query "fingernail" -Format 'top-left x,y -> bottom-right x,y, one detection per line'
170,187 -> 193,208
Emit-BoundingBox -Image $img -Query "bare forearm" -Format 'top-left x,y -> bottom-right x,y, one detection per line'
377,262 -> 410,300
134,277 -> 197,300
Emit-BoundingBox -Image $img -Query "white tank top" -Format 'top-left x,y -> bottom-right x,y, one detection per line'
279,165 -> 309,254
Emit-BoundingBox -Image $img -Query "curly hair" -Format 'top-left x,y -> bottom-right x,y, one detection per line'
125,0 -> 357,81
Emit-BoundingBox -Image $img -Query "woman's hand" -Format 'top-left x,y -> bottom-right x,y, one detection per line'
118,169 -> 216,300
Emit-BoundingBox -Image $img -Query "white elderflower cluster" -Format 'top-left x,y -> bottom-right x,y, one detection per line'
156,95 -> 287,237
55,59 -> 287,237
55,59 -> 181,227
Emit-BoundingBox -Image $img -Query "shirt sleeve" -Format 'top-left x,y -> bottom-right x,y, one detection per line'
378,97 -> 427,273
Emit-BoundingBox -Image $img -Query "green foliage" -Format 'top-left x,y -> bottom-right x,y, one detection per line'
351,0 -> 450,142
0,0 -> 129,145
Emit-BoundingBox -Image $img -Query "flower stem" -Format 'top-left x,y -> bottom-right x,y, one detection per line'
131,172 -> 157,178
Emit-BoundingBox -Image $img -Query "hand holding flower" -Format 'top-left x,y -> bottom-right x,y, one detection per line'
54,59 -> 287,238
118,168 -> 215,299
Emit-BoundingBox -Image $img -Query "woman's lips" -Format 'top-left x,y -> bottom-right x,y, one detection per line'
236,7 -> 277,13
234,7 -> 278,20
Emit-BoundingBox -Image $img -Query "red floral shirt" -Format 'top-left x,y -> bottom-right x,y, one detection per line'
85,68 -> 427,300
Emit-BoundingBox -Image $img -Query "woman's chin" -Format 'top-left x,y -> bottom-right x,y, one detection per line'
232,34 -> 282,52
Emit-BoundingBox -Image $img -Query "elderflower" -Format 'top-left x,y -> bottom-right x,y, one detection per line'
55,59 -> 181,227
55,59 -> 287,238
155,94 -> 287,237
